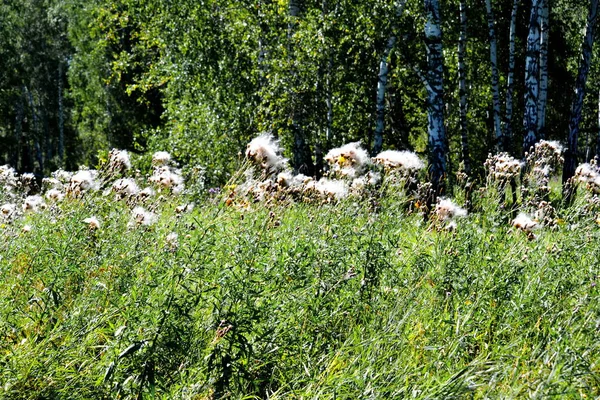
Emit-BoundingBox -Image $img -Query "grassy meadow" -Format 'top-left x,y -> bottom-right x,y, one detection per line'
1,144 -> 600,399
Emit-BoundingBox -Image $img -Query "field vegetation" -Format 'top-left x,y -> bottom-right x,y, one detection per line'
1,141 -> 600,399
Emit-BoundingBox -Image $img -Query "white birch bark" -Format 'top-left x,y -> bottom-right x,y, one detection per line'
563,0 -> 599,195
504,0 -> 519,147
485,0 -> 502,152
458,0 -> 470,174
523,0 -> 542,154
425,0 -> 448,196
537,0 -> 549,139
373,0 -> 407,155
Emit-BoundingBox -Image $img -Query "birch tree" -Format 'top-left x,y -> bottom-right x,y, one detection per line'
523,0 -> 542,153
485,0 -> 502,152
373,0 -> 407,155
288,0 -> 314,175
458,0 -> 470,174
537,0 -> 549,139
563,0 -> 599,200
424,0 -> 448,197
504,0 -> 519,149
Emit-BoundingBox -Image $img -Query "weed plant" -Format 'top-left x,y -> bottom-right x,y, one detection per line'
1,166 -> 600,398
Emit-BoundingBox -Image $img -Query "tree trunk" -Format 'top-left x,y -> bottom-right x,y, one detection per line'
458,0 -> 470,174
58,61 -> 65,166
597,90 -> 600,159
288,0 -> 314,175
537,0 -> 549,139
562,0 -> 599,201
485,0 -> 502,152
523,0 -> 542,154
373,0 -> 407,156
504,0 -> 519,150
425,0 -> 448,198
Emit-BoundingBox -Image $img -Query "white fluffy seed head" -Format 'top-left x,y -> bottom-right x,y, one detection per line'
45,189 -> 64,202
109,149 -> 131,170
435,198 -> 467,222
152,151 -> 171,166
23,195 -> 45,212
245,134 -> 288,173
132,207 -> 157,226
83,216 -> 100,230
373,150 -> 425,171
112,178 -> 139,196
512,213 -> 538,232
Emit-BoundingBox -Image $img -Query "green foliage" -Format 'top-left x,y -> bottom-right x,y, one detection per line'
1,181 -> 600,398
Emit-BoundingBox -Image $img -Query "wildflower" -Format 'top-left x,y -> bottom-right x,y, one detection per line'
484,153 -> 522,181
245,134 -> 288,173
314,178 -> 348,200
152,151 -> 171,166
373,150 -> 425,171
435,198 -> 467,222
325,142 -> 371,178
175,203 -> 194,214
166,232 -> 179,250
139,187 -> 155,198
131,207 -> 157,226
22,225 -> 32,232
68,170 -> 99,195
108,149 -> 131,171
23,195 -> 45,212
150,166 -> 185,193
1,203 -> 16,217
45,189 -> 65,202
512,213 -> 538,232
83,216 -> 101,230
112,178 -> 139,197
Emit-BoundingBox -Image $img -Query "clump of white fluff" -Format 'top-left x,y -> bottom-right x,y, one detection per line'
67,170 -> 99,195
0,165 -> 19,192
83,216 -> 101,230
245,134 -> 288,174
23,195 -> 45,212
131,206 -> 157,226
484,153 -> 522,181
108,149 -> 131,171
314,178 -> 348,200
512,212 -> 538,232
1,203 -> 17,218
435,198 -> 468,222
325,142 -> 371,178
112,178 -> 140,197
373,150 -> 424,171
575,162 -> 600,193
45,189 -> 64,202
152,151 -> 171,166
149,166 -> 185,194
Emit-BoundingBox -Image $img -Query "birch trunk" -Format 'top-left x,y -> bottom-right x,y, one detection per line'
504,0 -> 519,148
523,0 -> 542,154
562,0 -> 599,200
597,90 -> 600,159
458,0 -> 470,174
425,0 -> 448,197
288,0 -> 314,175
537,0 -> 549,139
373,0 -> 407,155
58,62 -> 65,165
485,0 -> 502,152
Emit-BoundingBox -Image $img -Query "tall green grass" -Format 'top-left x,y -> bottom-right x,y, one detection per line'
1,186 -> 599,399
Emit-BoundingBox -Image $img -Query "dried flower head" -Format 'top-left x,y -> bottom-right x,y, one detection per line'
245,134 -> 288,174
83,216 -> 101,230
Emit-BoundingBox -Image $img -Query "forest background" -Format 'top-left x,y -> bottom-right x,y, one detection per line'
1,0 -> 599,190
